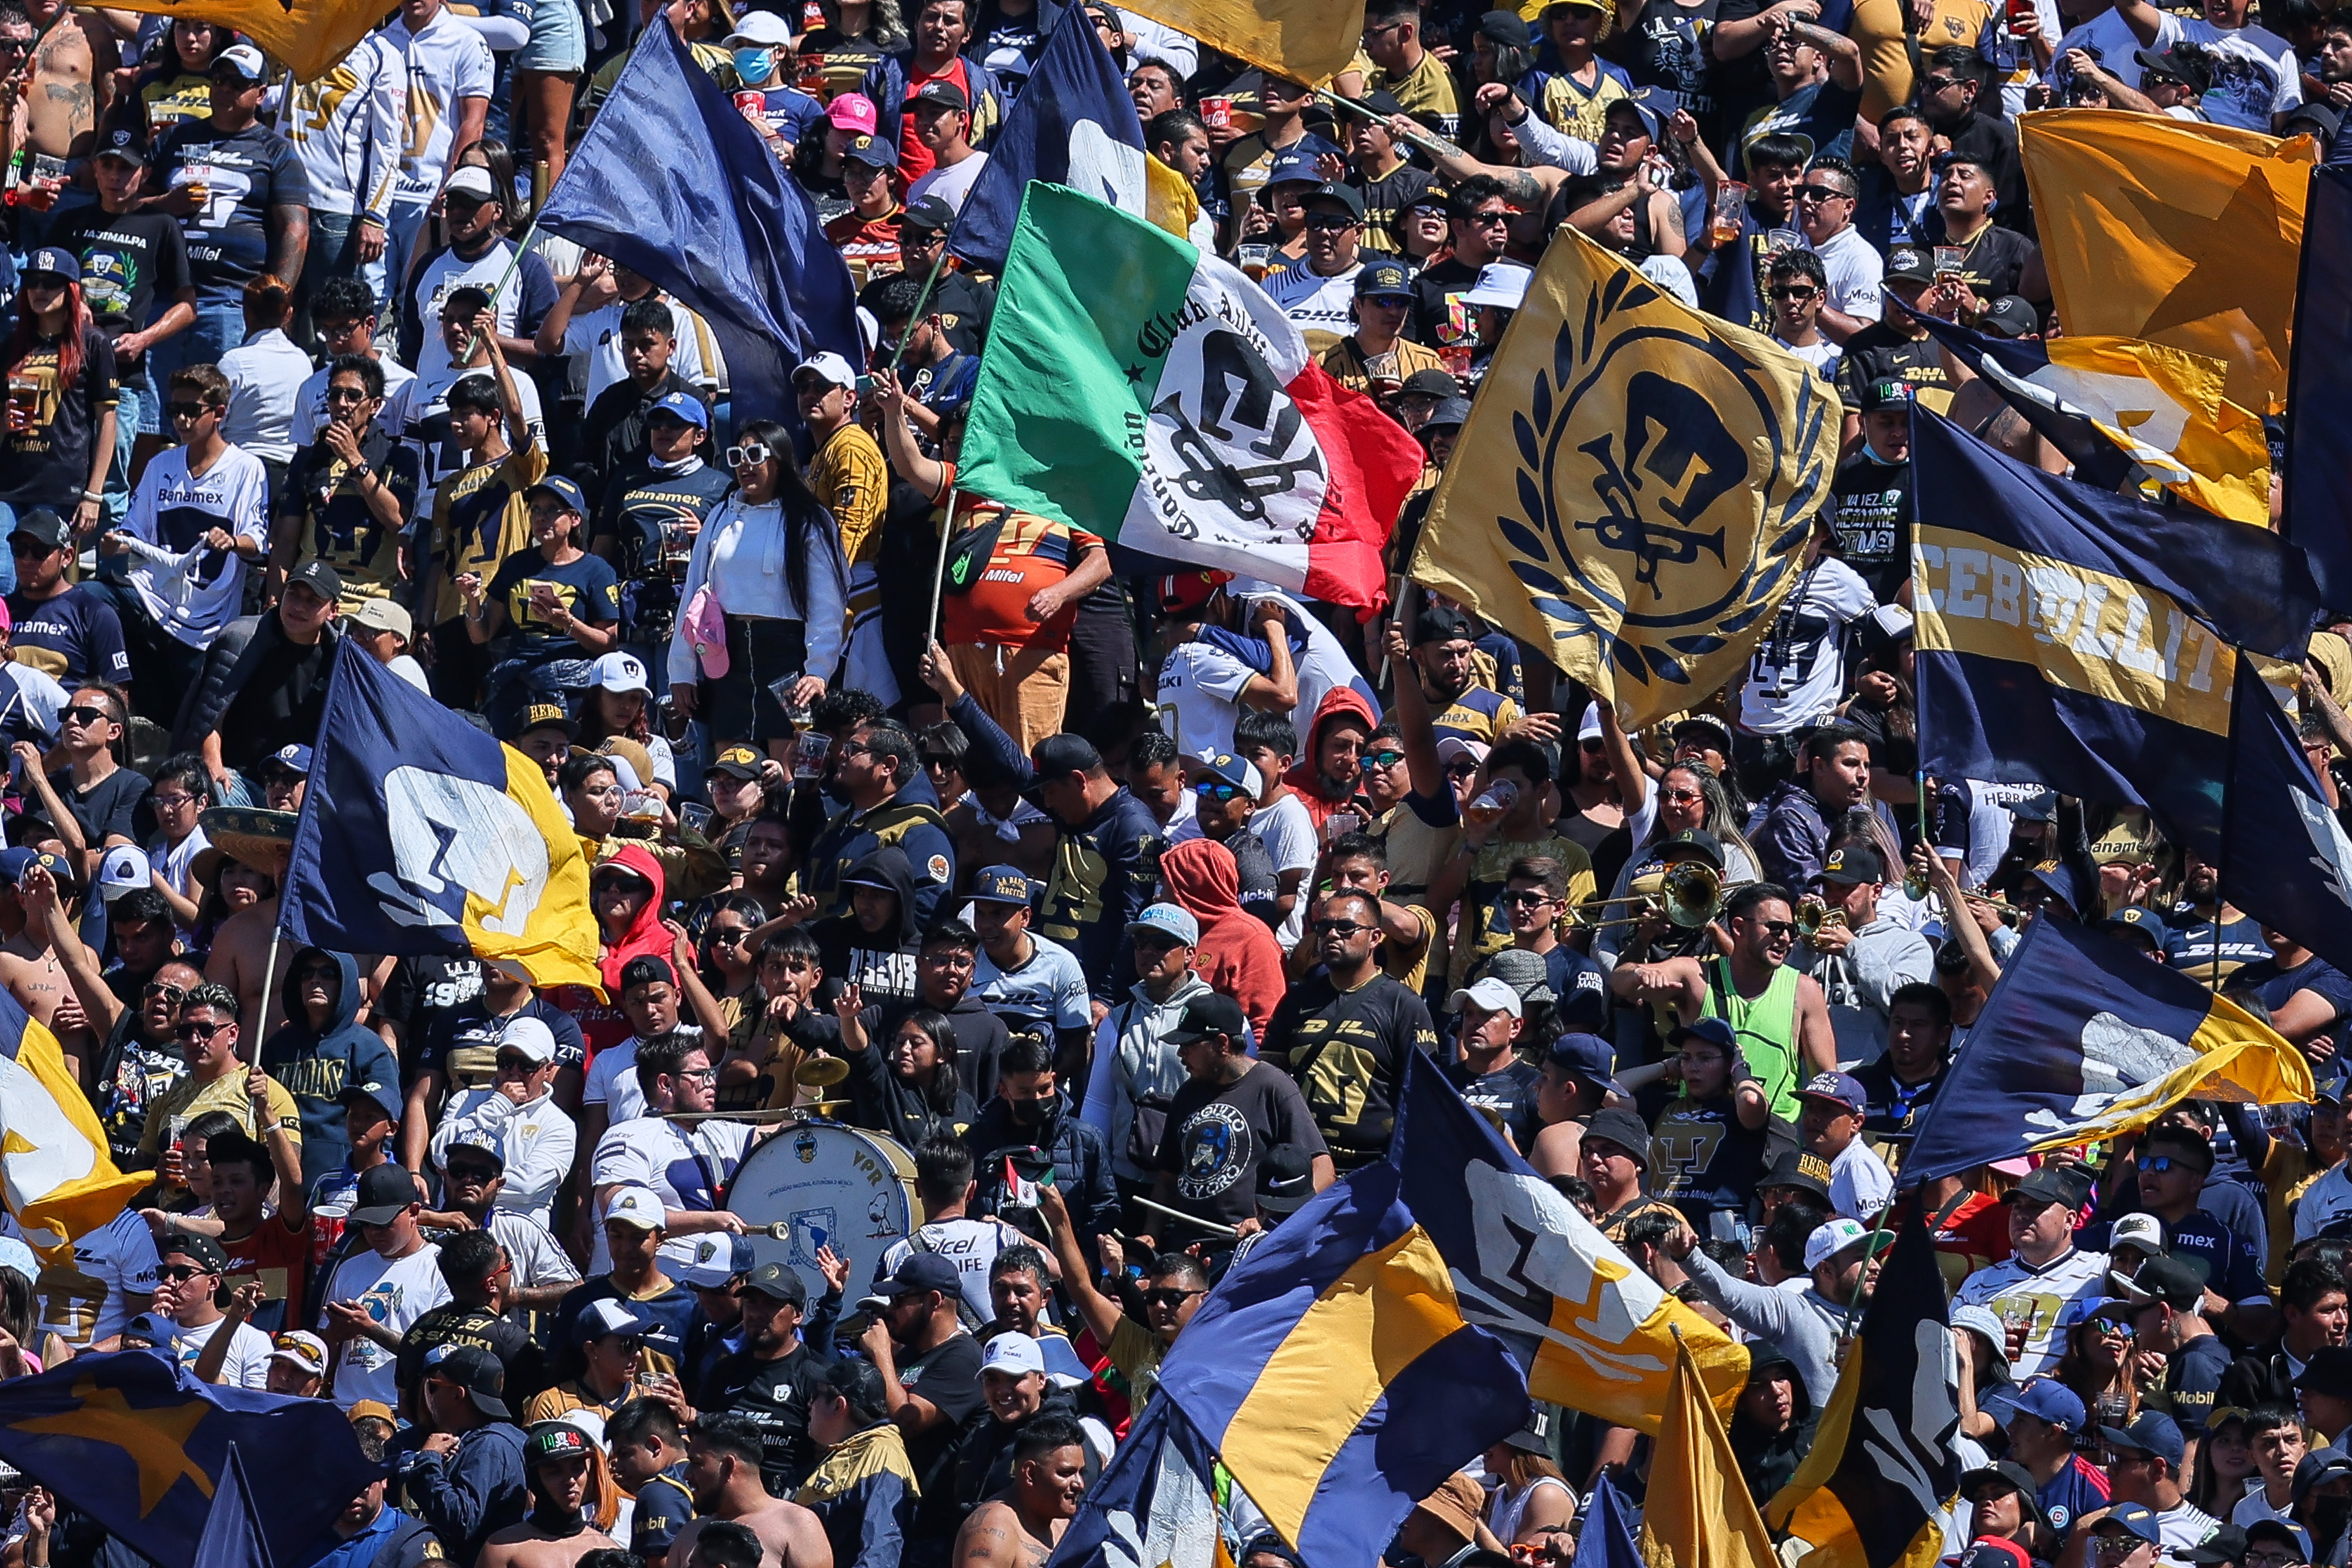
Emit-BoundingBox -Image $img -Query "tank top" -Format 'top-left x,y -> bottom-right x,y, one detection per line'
1490,1476 -> 1576,1545
1702,956 -> 1803,1121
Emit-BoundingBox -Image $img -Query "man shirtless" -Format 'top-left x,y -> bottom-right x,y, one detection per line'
202,850 -> 292,1035
478,1426 -> 624,1568
0,854 -> 108,1081
951,1419 -> 1088,1568
671,1414 -> 833,1568
17,0 -> 113,168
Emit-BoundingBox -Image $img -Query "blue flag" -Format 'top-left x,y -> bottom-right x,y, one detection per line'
950,3 -> 1145,271
1911,407 -> 2320,854
2285,162 -> 2352,609
1572,1475 -> 1645,1568
2224,651 -> 2352,975
1901,914 -> 2310,1183
0,1352 -> 381,1568
282,646 -> 602,990
1903,308 -> 2133,488
191,1445 -> 270,1568
1047,1396 -> 1231,1568
539,18 -> 860,422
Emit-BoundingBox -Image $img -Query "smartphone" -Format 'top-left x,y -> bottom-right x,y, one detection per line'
854,374 -> 874,394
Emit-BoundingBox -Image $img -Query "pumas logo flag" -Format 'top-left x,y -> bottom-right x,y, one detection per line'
283,648 -> 602,990
956,183 -> 1425,614
0,988 -> 147,1262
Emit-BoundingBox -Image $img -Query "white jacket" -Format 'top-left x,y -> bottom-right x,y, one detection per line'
429,1087 -> 576,1229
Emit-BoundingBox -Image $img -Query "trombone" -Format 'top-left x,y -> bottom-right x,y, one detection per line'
1572,862 -> 1746,931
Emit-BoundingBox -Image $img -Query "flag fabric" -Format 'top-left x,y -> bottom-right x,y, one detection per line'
191,1446 -> 270,1568
1047,1396 -> 1230,1568
951,5 -> 1146,271
1387,1051 -> 1749,1430
2019,109 -> 2314,413
956,182 -> 1423,614
0,988 -> 149,1262
1907,310 -> 2270,524
2223,653 -> 2352,977
2283,162 -> 2352,607
1910,407 -> 2320,861
101,0 -> 379,79
282,644 -> 601,991
1637,1331 -> 1779,1568
1111,0 -> 1363,94
1572,1475 -> 1646,1568
1152,1074 -> 1533,1565
1766,1217 -> 1959,1568
537,18 -> 860,423
1408,226 -> 1837,730
1900,914 -> 2313,1183
0,1352 -> 382,1568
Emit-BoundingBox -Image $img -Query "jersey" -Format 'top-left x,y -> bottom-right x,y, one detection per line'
35,1209 -> 159,1350
1953,1246 -> 2113,1378
1649,1094 -> 1773,1224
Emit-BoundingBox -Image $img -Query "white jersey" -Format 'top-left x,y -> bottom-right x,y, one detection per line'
591,1112 -> 751,1271
322,1243 -> 450,1409
877,1216 -> 1028,1323
122,443 -> 270,648
1953,1246 -> 2113,1378
382,367 -> 546,516
1738,557 -> 1876,735
561,296 -> 710,406
383,8 -> 495,206
164,1313 -> 273,1388
270,31 -> 404,220
2150,13 -> 2301,132
290,350 -> 415,449
1155,640 -> 1256,761
35,1209 -> 161,1350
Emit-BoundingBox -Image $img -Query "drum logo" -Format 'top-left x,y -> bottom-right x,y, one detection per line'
794,1131 -> 818,1164
868,1194 -> 896,1236
785,1208 -> 834,1266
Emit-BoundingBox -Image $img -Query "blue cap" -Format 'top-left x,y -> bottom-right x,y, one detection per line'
525,474 -> 588,516
1545,1031 -> 1621,1095
1354,259 -> 1414,299
2096,1502 -> 2164,1547
22,247 -> 75,282
1127,902 -> 1200,947
1606,87 -> 1665,145
265,743 -> 313,775
0,847 -> 39,885
970,865 -> 1037,905
1194,752 -> 1264,797
2318,1058 -> 2351,1105
2101,905 -> 2170,948
2100,1411 -> 2186,1467
1668,1017 -> 1738,1055
1265,140 -> 1335,187
649,390 -> 710,430
2026,859 -> 2085,914
1798,1070 -> 1867,1116
2003,1376 -> 2085,1432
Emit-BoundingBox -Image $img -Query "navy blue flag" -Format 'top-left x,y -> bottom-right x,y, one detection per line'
281,647 -> 602,990
951,2 -> 1146,271
538,18 -> 861,423
1903,308 -> 2133,488
191,1445 -> 270,1568
1572,1475 -> 1646,1568
1045,1395 -> 1231,1568
1911,408 -> 2320,855
2284,162 -> 2352,609
0,1353 -> 380,1568
1900,914 -> 2309,1184
2223,652 -> 2352,975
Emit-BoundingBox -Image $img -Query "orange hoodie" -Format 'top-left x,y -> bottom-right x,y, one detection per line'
1159,837 -> 1289,1042
1281,683 -> 1383,831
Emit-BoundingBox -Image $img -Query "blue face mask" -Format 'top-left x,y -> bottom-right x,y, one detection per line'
733,48 -> 774,83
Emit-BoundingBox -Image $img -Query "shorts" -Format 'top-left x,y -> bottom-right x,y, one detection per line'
516,0 -> 587,73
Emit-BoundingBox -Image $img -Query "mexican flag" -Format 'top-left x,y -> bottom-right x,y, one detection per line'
957,183 -> 1426,613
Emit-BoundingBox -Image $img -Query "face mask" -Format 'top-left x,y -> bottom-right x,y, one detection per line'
1008,1098 -> 1051,1129
733,48 -> 773,82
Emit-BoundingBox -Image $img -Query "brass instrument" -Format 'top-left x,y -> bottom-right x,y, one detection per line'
1574,862 -> 1743,931
1795,895 -> 1847,940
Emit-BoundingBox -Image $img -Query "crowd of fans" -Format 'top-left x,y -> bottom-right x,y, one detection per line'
0,0 -> 2338,1567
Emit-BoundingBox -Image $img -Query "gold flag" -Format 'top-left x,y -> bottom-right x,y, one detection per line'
1114,0 -> 1362,87
1146,153 -> 1201,241
2019,109 -> 2314,414
1408,226 -> 1836,731
2038,336 -> 2271,526
98,0 -> 388,81
1638,1332 -> 1780,1568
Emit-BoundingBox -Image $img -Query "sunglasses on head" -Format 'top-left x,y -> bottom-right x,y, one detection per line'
726,442 -> 774,469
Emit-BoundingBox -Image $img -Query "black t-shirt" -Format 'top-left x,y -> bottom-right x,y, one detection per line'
593,457 -> 735,640
5,586 -> 131,687
1411,255 -> 1483,348
151,119 -> 310,300
1920,215 -> 2040,300
699,1343 -> 828,1495
1649,1091 -> 1775,1221
1828,451 -> 1914,603
280,426 -> 412,595
379,954 -> 487,1074
0,326 -> 119,514
1353,163 -> 1436,255
1835,325 -> 1952,413
397,1301 -> 539,1405
417,995 -> 587,1091
218,626 -> 336,768
49,764 -> 147,848
896,1330 -> 985,1480
49,206 -> 192,392
580,368 -> 705,489
1445,1057 -> 1541,1152
1262,972 -> 1442,1166
1849,1055 -> 1947,1141
1156,1061 -> 1329,1229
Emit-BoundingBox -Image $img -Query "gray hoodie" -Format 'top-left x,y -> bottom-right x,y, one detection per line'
1078,971 -> 1223,1184
1683,1246 -> 1847,1409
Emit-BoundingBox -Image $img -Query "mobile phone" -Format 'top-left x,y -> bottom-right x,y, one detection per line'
854,374 -> 874,394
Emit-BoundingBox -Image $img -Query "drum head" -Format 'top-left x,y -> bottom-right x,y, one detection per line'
724,1122 -> 918,1306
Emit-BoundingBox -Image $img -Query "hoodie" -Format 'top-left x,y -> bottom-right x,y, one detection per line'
1728,1345 -> 1819,1507
259,947 -> 402,1189
1078,969 -> 1222,1185
1159,838 -> 1287,1042
805,785 -> 957,933
796,1420 -> 920,1568
811,845 -> 925,1008
1280,683 -> 1382,830
554,842 -> 675,1059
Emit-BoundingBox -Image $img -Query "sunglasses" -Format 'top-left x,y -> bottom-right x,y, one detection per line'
143,981 -> 188,1004
175,1019 -> 228,1042
725,442 -> 774,469
1578,738 -> 1603,752
296,962 -> 340,981
324,385 -> 370,404
1141,1287 -> 1205,1308
1445,761 -> 1481,778
1359,750 -> 1405,770
1303,213 -> 1360,231
1795,185 -> 1849,203
2134,1154 -> 2192,1174
709,928 -> 751,945
1753,920 -> 1797,939
166,400 -> 218,421
1194,781 -> 1245,802
1501,890 -> 1554,907
445,1161 -> 502,1190
8,539 -> 54,557
60,704 -> 111,727
1313,918 -> 1370,936
494,1053 -> 541,1073
1659,787 -> 1704,804
155,1263 -> 214,1283
673,1065 -> 719,1081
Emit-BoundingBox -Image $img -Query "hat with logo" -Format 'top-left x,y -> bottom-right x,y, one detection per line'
1820,843 -> 1884,887
707,744 -> 763,781
604,1185 -> 668,1231
1656,827 -> 1726,869
349,1164 -> 421,1225
513,701 -> 577,740
1957,1540 -> 2032,1568
2026,858 -> 2086,912
441,165 -> 497,202
1462,262 -> 1534,310
1257,1144 -> 1318,1214
1582,1107 -> 1651,1166
524,475 -> 588,517
2244,1520 -> 2315,1562
679,1233 -> 757,1288
795,351 -> 859,393
2102,905 -> 2170,950
910,78 -> 969,112
1859,379 -> 1916,414
1304,181 -> 1366,219
1166,991 -> 1249,1044
1546,1032 -> 1621,1096
2294,1445 -> 2352,1506
159,1228 -> 228,1273
648,389 -> 710,430
1957,1460 -> 2046,1524
2107,1211 -> 2167,1260
878,1253 -> 963,1299
1885,246 -> 1937,285
1193,751 -> 1264,798
496,1015 -> 559,1066
338,1071 -> 402,1125
2004,1376 -> 2086,1431
827,92 -> 880,134
901,192 -> 959,238
980,1333 -> 1047,1377
843,132 -> 899,168
2006,1161 -> 2093,1210
426,1343 -> 511,1418
212,42 -> 268,80
1803,1215 -> 1875,1271
617,954 -> 674,991
1979,295 -> 2039,339
2099,1411 -> 2187,1468
1448,975 -> 1523,1019
1266,143 -> 1331,188
1127,901 -> 1200,947
525,1421 -> 594,1469
1157,569 -> 1231,615
1399,367 -> 1457,400
285,559 -> 344,602
1354,259 -> 1414,300
1414,603 -> 1478,645
0,847 -> 73,891
349,598 -> 412,640
574,1296 -> 657,1346
95,119 -> 146,164
259,743 -> 313,778
2178,1527 -> 2248,1567
1762,1145 -> 1835,1202
739,1261 -> 808,1305
1671,712 -> 1735,753
268,1330 -> 329,1376
19,248 -> 75,284
1798,1071 -> 1866,1116
972,865 -> 1038,905
96,844 -> 151,904
590,650 -> 652,694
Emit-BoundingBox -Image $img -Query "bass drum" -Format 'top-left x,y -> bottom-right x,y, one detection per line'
725,1121 -> 919,1306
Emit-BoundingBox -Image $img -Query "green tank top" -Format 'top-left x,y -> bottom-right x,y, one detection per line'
1702,957 -> 1804,1121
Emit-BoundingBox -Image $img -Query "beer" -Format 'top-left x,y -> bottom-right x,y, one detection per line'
1466,778 -> 1519,828
8,377 -> 36,427
1710,180 -> 1748,247
1237,242 -> 1271,280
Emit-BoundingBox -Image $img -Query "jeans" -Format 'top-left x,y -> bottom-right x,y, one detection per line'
302,210 -> 390,320
151,297 -> 248,383
103,382 -> 158,526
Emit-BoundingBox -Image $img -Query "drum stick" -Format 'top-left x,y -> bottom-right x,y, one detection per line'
1128,1195 -> 1244,1239
666,1108 -> 808,1124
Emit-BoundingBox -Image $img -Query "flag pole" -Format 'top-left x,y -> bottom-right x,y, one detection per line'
1313,86 -> 1457,162
926,488 -> 963,648
890,244 -> 954,373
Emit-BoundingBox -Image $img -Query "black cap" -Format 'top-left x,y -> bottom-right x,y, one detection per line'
2179,1526 -> 2247,1566
1959,1461 -> 2049,1527
1656,828 -> 1725,870
902,193 -> 957,234
1165,992 -> 1249,1044
1885,246 -> 1936,285
2297,1346 -> 2352,1399
739,1261 -> 808,1305
2134,44 -> 2213,91
524,1422 -> 594,1468
1256,1145 -> 1318,1215
1415,604 -> 1477,645
426,1343 -> 511,1419
1820,842 -> 1885,886
1978,295 -> 2039,339
8,507 -> 65,551
1761,1146 -> 1833,1201
909,78 -> 969,111
1339,88 -> 1405,119
1354,259 -> 1414,299
349,1163 -> 421,1225
285,559 -> 345,602
619,954 -> 676,992
1422,396 -> 1472,433
2120,1252 -> 2206,1312
1027,733 -> 1103,787
1304,181 -> 1366,220
159,1228 -> 228,1273
94,118 -> 147,164
1581,1108 -> 1651,1166
1476,8 -> 1531,44
1859,379 -> 1915,414
2006,1162 -> 2093,1211
1399,367 -> 1458,399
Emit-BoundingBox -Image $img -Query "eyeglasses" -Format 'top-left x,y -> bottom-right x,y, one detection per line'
1769,285 -> 1820,300
673,1065 -> 719,1081
166,401 -> 216,422
60,704 -> 111,727
143,981 -> 188,1004
1501,890 -> 1554,907
1194,781 -> 1244,802
7,539 -> 52,557
1359,750 -> 1405,770
580,783 -> 625,800
1796,185 -> 1850,203
152,793 -> 199,811
155,1264 -> 214,1283
323,385 -> 369,404
175,1019 -> 228,1042
836,741 -> 880,760
1312,918 -> 1370,936
725,442 -> 774,468
1303,213 -> 1360,231
1141,1287 -> 1206,1308
317,319 -> 365,339
2244,1552 -> 2304,1568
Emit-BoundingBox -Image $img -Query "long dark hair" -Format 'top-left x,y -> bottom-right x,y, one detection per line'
731,417 -> 833,617
893,1006 -> 962,1112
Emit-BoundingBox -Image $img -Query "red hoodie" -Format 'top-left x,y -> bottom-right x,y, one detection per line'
1281,684 -> 1382,831
1160,837 -> 1289,1042
550,842 -> 671,1059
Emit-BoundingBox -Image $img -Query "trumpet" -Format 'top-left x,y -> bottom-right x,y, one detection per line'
1573,861 -> 1743,931
1796,895 -> 1847,940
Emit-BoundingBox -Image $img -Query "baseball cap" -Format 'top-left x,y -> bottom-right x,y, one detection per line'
618,955 -> 674,991
1303,181 -> 1365,220
910,78 -> 969,112
1476,8 -> 1532,44
426,1343 -> 511,1419
574,1297 -> 655,1344
1415,604 -> 1477,646
1157,569 -> 1231,615
1958,1540 -> 2031,1568
1958,1460 -> 2044,1523
18,249 -> 73,286
1027,733 -> 1102,787
2108,1211 -> 2166,1260
122,1313 -> 172,1348
2296,1446 -> 2352,1506
2134,43 -> 2213,88
2099,1412 -> 2186,1467
678,1233 -> 757,1288
95,119 -> 146,165
1266,145 -> 1325,187
1668,1017 -> 1738,1056
1761,1146 -> 1834,1202
268,1330 -> 328,1376
2026,858 -> 2085,912
878,1253 -> 962,1298
440,1135 -> 505,1176
1979,295 -> 2039,339
525,1421 -> 595,1468
1434,733 -> 1488,770
2244,1521 -> 2314,1562
1354,259 -> 1413,300
1193,751 -> 1264,798
1448,975 -> 1523,1018
1672,713 -> 1734,752
843,132 -> 899,168
2005,1376 -> 2086,1431
1603,88 -> 1665,145
1581,1107 -> 1651,1166
604,1186 -> 667,1231
827,92 -> 879,133
442,165 -> 497,202
498,1015 -> 559,1065
2007,1161 -> 2093,1210
971,866 -> 1038,905
2102,905 -> 2170,950
2180,1527 -> 2249,1567
96,844 -> 151,903
1127,902 -> 1200,947
259,743 -> 313,778
648,389 -> 710,430
725,8 -> 796,42
1422,395 -> 1472,434
1656,828 -> 1726,869
707,745 -> 763,781
0,848 -> 73,891
980,1333 -> 1047,1376
1256,1144 -> 1318,1215
590,650 -> 652,694
1798,1071 -> 1866,1116
794,352 -> 858,393
1885,246 -> 1936,285
349,598 -> 413,640
338,1072 -> 402,1125
1803,1215 -> 1874,1271
1165,992 -> 1248,1044
737,1261 -> 808,1305
1462,262 -> 1534,310
1820,844 -> 1883,886
514,702 -> 577,740
1859,379 -> 1915,414
525,475 -> 588,516
211,42 -> 268,80
901,192 -> 958,234
1546,1032 -> 1621,1095
8,507 -> 65,550
349,1164 -> 420,1225
1399,367 -> 1457,399
158,1229 -> 228,1273
285,559 -> 344,603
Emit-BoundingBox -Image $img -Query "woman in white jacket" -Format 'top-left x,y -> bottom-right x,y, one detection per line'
664,417 -> 848,755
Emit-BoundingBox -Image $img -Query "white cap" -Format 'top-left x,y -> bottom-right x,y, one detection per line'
979,1332 -> 1047,1377
498,1015 -> 559,1064
1803,1216 -> 1873,1272
2109,1212 -> 2165,1256
1435,734 -> 1489,768
443,165 -> 497,202
604,1186 -> 667,1231
726,9 -> 796,43
1461,262 -> 1534,310
267,1329 -> 329,1373
97,844 -> 151,902
1578,701 -> 1603,743
794,351 -> 858,392
590,650 -> 652,694
212,42 -> 268,79
1446,976 -> 1522,1018
1872,603 -> 1915,641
